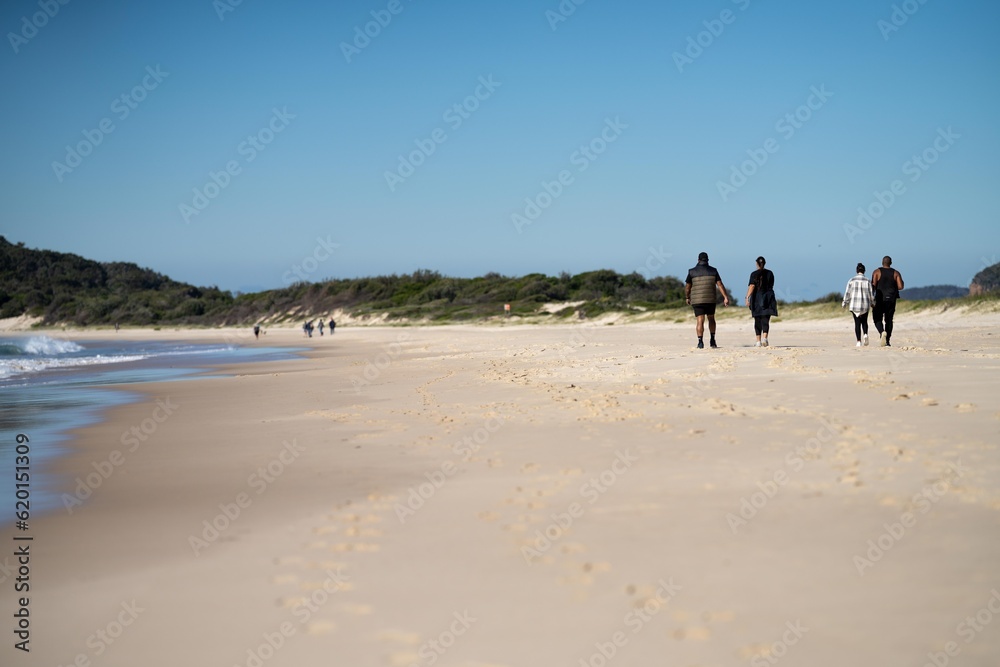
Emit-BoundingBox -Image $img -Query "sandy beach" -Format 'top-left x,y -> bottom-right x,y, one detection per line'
5,310 -> 1000,667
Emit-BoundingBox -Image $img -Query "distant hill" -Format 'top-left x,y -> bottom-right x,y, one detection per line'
902,285 -> 969,300
0,236 -> 233,325
0,237 -> 686,325
970,262 -> 1000,296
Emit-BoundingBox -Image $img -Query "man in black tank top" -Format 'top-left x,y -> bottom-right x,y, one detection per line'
871,255 -> 904,346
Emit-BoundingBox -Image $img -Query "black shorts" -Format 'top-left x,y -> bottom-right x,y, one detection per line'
692,303 -> 716,317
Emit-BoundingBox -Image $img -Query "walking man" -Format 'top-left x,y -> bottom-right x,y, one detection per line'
685,251 -> 730,349
871,256 -> 904,346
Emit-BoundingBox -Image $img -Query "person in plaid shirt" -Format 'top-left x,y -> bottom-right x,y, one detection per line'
842,262 -> 875,347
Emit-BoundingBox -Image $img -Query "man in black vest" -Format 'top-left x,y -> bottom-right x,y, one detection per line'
871,255 -> 904,347
685,251 -> 730,349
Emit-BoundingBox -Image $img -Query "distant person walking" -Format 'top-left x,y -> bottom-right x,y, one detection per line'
871,256 -> 904,346
253,324 -> 260,339
842,263 -> 875,347
685,251 -> 730,349
745,256 -> 777,347
329,318 -> 336,334
318,319 -> 324,336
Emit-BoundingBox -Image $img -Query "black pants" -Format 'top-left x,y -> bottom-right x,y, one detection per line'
851,311 -> 869,341
754,316 -> 770,336
873,299 -> 897,341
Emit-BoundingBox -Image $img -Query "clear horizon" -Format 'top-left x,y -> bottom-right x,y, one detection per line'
2,0 -> 998,300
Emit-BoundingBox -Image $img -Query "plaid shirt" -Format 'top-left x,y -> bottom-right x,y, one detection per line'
842,274 -> 874,313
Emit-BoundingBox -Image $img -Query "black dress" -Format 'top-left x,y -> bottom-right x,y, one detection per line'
749,269 -> 778,317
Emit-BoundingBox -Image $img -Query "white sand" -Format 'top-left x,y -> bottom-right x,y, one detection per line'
5,311 -> 1000,666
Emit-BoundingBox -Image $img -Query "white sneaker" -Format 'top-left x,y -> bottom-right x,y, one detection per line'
863,334 -> 869,346
856,341 -> 862,347
762,339 -> 769,347
880,331 -> 887,347
754,341 -> 762,347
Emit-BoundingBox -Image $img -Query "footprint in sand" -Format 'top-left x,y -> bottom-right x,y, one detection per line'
269,492 -> 398,643
306,620 -> 337,635
340,603 -> 374,615
740,644 -> 776,660
672,626 -> 711,641
330,542 -> 380,553
376,630 -> 423,667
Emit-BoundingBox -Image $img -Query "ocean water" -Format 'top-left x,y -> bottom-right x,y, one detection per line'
0,335 -> 303,514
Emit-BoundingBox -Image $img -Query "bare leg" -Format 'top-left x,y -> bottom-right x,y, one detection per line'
695,314 -> 705,338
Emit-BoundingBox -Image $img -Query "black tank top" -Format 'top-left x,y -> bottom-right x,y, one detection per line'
877,268 -> 898,301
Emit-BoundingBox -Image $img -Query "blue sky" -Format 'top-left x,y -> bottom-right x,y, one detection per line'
2,0 -> 998,299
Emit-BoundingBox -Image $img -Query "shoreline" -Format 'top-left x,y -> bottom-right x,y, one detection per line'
5,318 -> 1000,666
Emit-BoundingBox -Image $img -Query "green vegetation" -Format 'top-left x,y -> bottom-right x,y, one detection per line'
228,269 -> 687,324
3,236 -> 997,327
0,236 -> 233,325
1,237 -> 685,326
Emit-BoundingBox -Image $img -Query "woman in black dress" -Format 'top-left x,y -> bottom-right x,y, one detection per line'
745,256 -> 778,347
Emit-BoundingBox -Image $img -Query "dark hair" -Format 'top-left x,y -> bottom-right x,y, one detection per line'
857,262 -> 866,274
882,255 -> 892,266
756,256 -> 766,267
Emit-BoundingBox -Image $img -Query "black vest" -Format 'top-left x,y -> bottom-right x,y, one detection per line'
877,268 -> 898,301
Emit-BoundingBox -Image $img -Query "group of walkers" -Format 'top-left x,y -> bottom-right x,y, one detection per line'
684,252 -> 903,349
842,256 -> 904,347
302,318 -> 336,338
